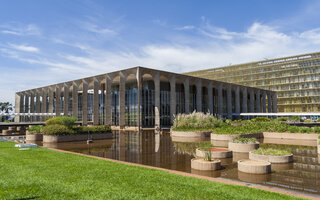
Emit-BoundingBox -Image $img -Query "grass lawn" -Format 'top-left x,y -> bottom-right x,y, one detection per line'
0,141 -> 303,200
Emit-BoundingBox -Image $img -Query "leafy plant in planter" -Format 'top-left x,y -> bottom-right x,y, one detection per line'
28,125 -> 44,134
232,137 -> 257,144
43,124 -> 75,135
204,151 -> 212,161
252,148 -> 291,156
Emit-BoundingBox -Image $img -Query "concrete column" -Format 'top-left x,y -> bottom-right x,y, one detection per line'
256,90 -> 260,113
235,86 -> 240,113
227,85 -> 232,119
82,81 -> 88,125
42,89 -> 47,114
242,87 -> 247,113
262,91 -> 266,113
119,72 -> 126,128
184,78 -> 190,114
25,93 -> 29,114
249,89 -> 255,113
35,91 -> 40,114
105,75 -> 112,126
72,82 -> 78,119
14,93 -> 21,122
56,86 -> 61,116
93,79 -> 100,125
63,84 -> 69,116
196,79 -> 202,112
154,72 -> 160,128
272,93 -> 277,113
217,83 -> 223,116
208,82 -> 213,114
136,69 -> 141,130
267,91 -> 272,113
30,93 -> 34,114
48,88 -> 54,114
170,75 -> 176,123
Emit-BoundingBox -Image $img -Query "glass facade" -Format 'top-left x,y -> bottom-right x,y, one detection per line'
186,52 -> 320,112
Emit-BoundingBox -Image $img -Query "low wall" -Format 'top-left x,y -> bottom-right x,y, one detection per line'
171,130 -> 211,138
263,132 -> 319,140
249,151 -> 293,163
238,159 -> 271,174
196,148 -> 232,159
43,133 -> 113,143
228,142 -> 259,153
211,133 -> 263,141
26,133 -> 43,141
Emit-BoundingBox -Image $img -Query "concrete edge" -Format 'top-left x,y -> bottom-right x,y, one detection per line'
249,151 -> 293,163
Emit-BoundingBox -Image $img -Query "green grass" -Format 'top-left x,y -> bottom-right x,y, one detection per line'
252,148 -> 292,156
0,142 -> 303,200
232,137 -> 257,144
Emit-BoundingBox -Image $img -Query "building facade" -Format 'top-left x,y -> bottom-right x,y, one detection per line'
186,52 -> 320,113
15,67 -> 276,128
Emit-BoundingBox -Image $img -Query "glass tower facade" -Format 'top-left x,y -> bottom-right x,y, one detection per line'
185,52 -> 320,112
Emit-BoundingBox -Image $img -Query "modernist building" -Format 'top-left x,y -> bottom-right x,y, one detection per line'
15,67 -> 276,128
186,52 -> 320,113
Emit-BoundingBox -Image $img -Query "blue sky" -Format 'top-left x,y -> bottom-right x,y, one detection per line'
1,0 -> 320,103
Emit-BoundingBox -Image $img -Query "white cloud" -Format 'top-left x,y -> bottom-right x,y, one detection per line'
8,43 -> 39,52
82,22 -> 116,35
0,23 -> 41,36
175,25 -> 195,30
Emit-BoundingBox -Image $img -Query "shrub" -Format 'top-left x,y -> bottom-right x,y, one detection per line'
173,111 -> 223,131
288,116 -> 300,122
318,118 -> 320,122
28,125 -> 44,134
277,117 -> 288,122
198,142 -> 213,151
46,116 -> 77,128
232,137 -> 257,144
43,124 -> 75,135
251,117 -> 270,122
73,125 -> 112,134
287,126 -> 299,133
313,127 -> 320,134
299,127 -> 311,133
252,148 -> 291,156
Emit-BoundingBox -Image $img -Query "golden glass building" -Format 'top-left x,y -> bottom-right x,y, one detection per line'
185,52 -> 320,113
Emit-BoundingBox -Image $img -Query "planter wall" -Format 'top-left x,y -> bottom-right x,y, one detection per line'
263,132 -> 319,140
238,159 -> 271,174
196,148 -> 232,159
228,142 -> 259,153
249,151 -> 293,163
2,130 -> 12,135
171,136 -> 207,143
171,130 -> 211,138
211,132 -> 263,141
26,132 -> 43,141
43,132 -> 112,143
191,158 -> 221,171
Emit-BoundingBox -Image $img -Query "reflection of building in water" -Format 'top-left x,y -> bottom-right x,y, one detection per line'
15,67 -> 275,128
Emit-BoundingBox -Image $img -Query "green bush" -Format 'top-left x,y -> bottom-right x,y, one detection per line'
288,116 -> 300,121
173,111 -> 223,131
299,127 -> 311,133
232,137 -> 257,144
28,125 -> 44,134
318,118 -> 320,122
73,125 -> 111,134
277,117 -> 288,122
46,116 -> 78,128
43,124 -> 75,135
252,148 -> 291,156
287,126 -> 299,133
251,117 -> 270,122
313,127 -> 320,134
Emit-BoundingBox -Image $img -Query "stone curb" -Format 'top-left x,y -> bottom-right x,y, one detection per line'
43,132 -> 112,143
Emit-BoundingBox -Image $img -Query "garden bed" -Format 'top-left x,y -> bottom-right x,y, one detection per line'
171,130 -> 211,138
249,151 -> 293,163
211,132 -> 263,141
228,137 -> 259,153
263,132 -> 319,140
196,147 -> 232,159
43,133 -> 113,143
191,158 -> 221,171
238,159 -> 271,174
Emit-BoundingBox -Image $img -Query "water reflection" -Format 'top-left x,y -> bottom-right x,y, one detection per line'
46,130 -> 320,197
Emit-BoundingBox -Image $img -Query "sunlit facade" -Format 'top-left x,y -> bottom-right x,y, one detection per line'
185,52 -> 320,113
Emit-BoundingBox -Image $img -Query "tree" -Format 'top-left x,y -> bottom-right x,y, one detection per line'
0,102 -> 13,122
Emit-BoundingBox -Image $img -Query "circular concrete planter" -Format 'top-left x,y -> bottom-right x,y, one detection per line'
191,168 -> 221,178
238,159 -> 271,174
171,130 -> 211,138
191,158 -> 221,171
249,151 -> 293,163
211,140 -> 228,147
238,171 -> 271,184
228,142 -> 259,153
26,132 -> 43,141
196,148 -> 232,159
